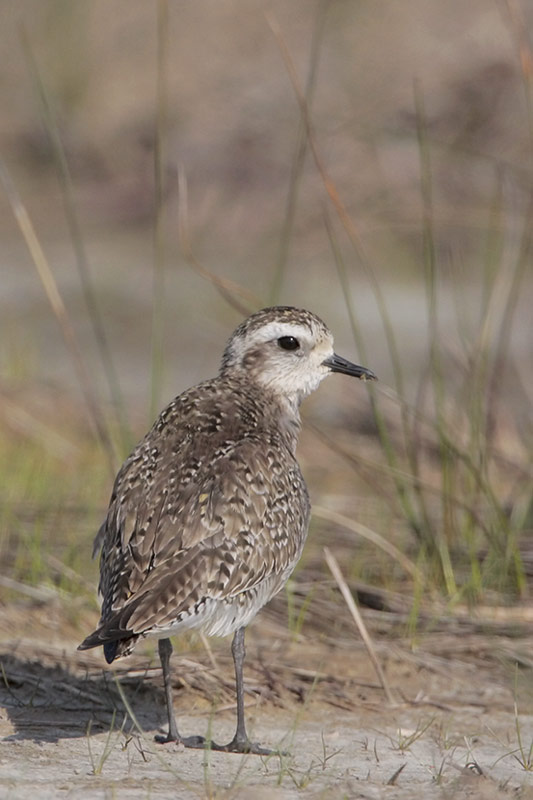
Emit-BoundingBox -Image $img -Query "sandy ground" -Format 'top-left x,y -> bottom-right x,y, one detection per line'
4,710 -> 532,800
1,622 -> 533,800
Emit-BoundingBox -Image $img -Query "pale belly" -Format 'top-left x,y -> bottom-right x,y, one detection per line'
144,567 -> 294,640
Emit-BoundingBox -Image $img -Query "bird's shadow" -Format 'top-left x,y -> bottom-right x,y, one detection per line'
0,650 -> 167,744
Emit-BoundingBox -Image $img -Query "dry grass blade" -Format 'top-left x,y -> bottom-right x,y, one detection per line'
45,555 -> 95,593
0,394 -> 79,460
199,632 -> 219,671
19,25 -> 131,455
177,167 -> 259,316
323,547 -> 395,705
0,575 -> 59,603
268,0 -> 329,304
0,161 -> 117,478
150,0 -> 170,422
313,506 -> 421,582
386,762 -> 407,785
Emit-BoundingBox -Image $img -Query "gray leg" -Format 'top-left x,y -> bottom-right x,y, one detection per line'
210,627 -> 273,755
154,637 -> 205,747
231,626 -> 249,747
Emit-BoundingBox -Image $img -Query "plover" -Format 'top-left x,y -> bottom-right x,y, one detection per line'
79,306 -> 376,754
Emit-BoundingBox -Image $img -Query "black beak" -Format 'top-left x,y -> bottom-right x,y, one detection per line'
323,353 -> 377,381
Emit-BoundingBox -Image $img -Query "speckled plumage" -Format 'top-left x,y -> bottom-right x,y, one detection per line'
79,306 -> 376,753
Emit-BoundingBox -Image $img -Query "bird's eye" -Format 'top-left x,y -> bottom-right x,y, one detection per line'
277,336 -> 300,351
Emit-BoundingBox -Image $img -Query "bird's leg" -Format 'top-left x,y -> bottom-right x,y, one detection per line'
211,627 -> 273,755
154,637 -> 205,747
230,626 -> 249,747
155,638 -> 180,742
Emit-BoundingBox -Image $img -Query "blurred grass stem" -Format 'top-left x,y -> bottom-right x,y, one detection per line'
150,0 -> 169,422
177,168 -> 259,316
0,161 -> 117,479
20,26 -> 132,457
269,1 -> 329,304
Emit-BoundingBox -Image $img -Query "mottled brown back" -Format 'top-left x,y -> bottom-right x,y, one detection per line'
82,373 -> 310,657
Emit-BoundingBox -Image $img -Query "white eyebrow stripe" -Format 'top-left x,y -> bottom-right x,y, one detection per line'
248,322 -> 312,343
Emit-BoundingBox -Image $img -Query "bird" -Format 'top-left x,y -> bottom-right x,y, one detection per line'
78,305 -> 376,754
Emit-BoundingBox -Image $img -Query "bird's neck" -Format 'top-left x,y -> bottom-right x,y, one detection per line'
220,373 -> 303,455
264,389 -> 302,455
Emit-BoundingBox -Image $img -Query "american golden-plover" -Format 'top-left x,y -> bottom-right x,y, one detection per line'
79,306 -> 376,754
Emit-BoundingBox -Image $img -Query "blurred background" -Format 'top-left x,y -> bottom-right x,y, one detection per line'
1,0 -> 532,642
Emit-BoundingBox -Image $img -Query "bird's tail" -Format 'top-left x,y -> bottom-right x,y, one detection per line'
78,626 -> 139,663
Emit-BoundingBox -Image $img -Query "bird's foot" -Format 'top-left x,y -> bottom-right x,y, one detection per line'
154,729 -> 286,756
209,736 -> 280,756
154,732 -> 206,748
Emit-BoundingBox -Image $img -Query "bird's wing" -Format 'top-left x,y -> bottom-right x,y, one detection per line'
97,430 -> 309,632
